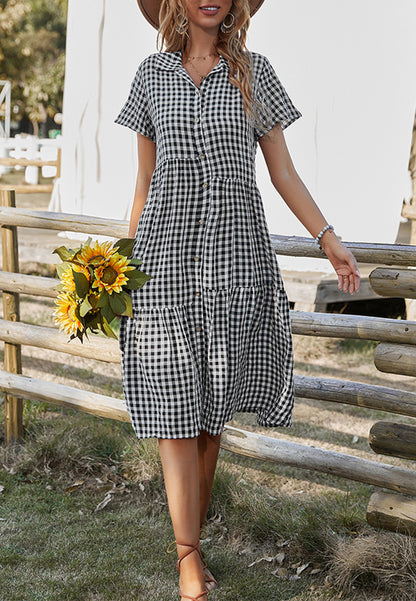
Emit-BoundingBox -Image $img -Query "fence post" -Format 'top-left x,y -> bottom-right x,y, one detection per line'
1,188 -> 23,444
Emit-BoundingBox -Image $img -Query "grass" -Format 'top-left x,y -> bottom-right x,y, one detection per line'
2,260 -> 416,599
1,405 -> 416,601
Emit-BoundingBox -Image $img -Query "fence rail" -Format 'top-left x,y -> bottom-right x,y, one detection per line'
2,189 -> 416,537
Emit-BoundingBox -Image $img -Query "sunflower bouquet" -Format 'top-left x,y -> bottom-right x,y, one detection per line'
52,237 -> 152,342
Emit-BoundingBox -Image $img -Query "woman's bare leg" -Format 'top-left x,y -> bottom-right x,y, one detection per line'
158,437 -> 207,600
196,429 -> 222,589
197,429 -> 222,528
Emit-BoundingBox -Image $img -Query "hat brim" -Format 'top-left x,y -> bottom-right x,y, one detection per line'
137,1 -> 265,30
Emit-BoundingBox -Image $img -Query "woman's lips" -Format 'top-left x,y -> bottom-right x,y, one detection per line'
199,6 -> 220,15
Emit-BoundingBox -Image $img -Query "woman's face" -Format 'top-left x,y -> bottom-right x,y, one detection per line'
182,1 -> 233,29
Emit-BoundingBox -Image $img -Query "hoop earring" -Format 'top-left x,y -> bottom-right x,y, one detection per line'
220,12 -> 235,33
175,12 -> 188,35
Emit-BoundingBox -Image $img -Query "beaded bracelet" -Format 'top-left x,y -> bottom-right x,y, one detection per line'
314,224 -> 335,250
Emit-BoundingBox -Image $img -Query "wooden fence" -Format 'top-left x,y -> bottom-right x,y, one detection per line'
2,188 -> 416,537
0,148 -> 61,194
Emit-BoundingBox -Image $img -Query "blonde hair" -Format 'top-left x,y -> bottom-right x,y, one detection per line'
156,0 -> 272,136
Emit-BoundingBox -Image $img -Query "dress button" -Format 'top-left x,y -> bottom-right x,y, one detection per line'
195,326 -> 202,332
195,117 -> 200,123
198,218 -> 204,225
199,154 -> 205,159
194,256 -> 199,261
202,182 -> 208,188
195,291 -> 200,296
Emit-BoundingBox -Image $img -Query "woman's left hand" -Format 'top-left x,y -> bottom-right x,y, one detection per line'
320,231 -> 361,294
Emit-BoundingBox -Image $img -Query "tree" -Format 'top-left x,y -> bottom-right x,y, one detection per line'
0,0 -> 68,135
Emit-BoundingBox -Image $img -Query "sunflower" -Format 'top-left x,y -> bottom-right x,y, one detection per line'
92,252 -> 135,295
76,240 -> 117,267
53,292 -> 82,337
60,263 -> 90,294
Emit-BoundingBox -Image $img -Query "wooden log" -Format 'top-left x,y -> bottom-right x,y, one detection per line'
0,184 -> 53,194
1,275 -> 415,344
295,374 -> 416,418
270,234 -> 416,266
2,367 -> 416,495
367,491 -> 416,536
0,189 -> 23,444
0,370 -> 129,423
369,421 -> 416,460
0,157 -> 58,167
1,272 -> 415,344
1,370 -> 416,495
374,343 -> 416,377
291,311 -> 416,344
56,147 -> 62,178
2,320 -> 416,418
0,207 -> 128,238
402,203 -> 416,221
220,425 -> 416,496
1,206 -> 416,266
0,319 -> 120,363
369,267 -> 416,299
0,271 -> 58,298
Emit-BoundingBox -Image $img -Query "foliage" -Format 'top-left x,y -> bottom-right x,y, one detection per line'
0,0 -> 68,132
52,237 -> 153,342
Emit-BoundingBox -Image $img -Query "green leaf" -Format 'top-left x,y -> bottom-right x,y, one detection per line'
72,270 -> 90,298
79,296 -> 93,317
126,258 -> 142,266
126,271 -> 153,289
88,294 -> 99,310
86,312 -> 100,332
120,291 -> 133,317
52,245 -> 73,261
97,289 -> 109,308
101,302 -> 116,324
113,238 -> 134,258
101,316 -> 118,339
109,292 -> 126,315
55,261 -> 71,279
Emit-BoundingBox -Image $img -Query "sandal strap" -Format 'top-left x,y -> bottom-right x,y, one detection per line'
174,540 -> 202,573
199,526 -> 208,540
203,570 -> 217,586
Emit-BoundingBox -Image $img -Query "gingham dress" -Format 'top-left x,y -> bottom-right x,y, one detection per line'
114,49 -> 302,439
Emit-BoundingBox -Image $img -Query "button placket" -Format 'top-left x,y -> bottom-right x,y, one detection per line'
192,85 -> 211,323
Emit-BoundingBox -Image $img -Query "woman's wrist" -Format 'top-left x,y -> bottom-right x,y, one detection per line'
320,228 -> 340,251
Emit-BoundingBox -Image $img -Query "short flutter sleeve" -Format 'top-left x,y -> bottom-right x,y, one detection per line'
253,55 -> 302,141
114,63 -> 156,143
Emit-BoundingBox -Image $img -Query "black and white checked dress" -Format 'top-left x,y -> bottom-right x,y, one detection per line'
114,49 -> 302,439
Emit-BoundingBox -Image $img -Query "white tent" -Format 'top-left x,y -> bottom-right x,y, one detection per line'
51,0 -> 416,271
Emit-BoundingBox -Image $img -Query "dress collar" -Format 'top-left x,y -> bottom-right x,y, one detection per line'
155,50 -> 228,73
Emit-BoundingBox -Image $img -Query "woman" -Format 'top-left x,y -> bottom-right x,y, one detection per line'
114,1 -> 361,599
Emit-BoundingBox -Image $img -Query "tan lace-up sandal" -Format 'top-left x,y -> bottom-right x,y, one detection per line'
166,539 -> 209,600
199,523 -> 218,590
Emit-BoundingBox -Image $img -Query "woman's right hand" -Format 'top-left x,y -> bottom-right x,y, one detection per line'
321,232 -> 361,295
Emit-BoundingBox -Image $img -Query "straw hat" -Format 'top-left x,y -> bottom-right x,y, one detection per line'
137,1 -> 265,30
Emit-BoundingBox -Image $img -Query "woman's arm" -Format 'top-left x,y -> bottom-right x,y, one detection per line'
259,123 -> 360,295
127,132 -> 157,238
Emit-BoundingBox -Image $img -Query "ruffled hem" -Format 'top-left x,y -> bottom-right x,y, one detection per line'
119,284 -> 294,439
